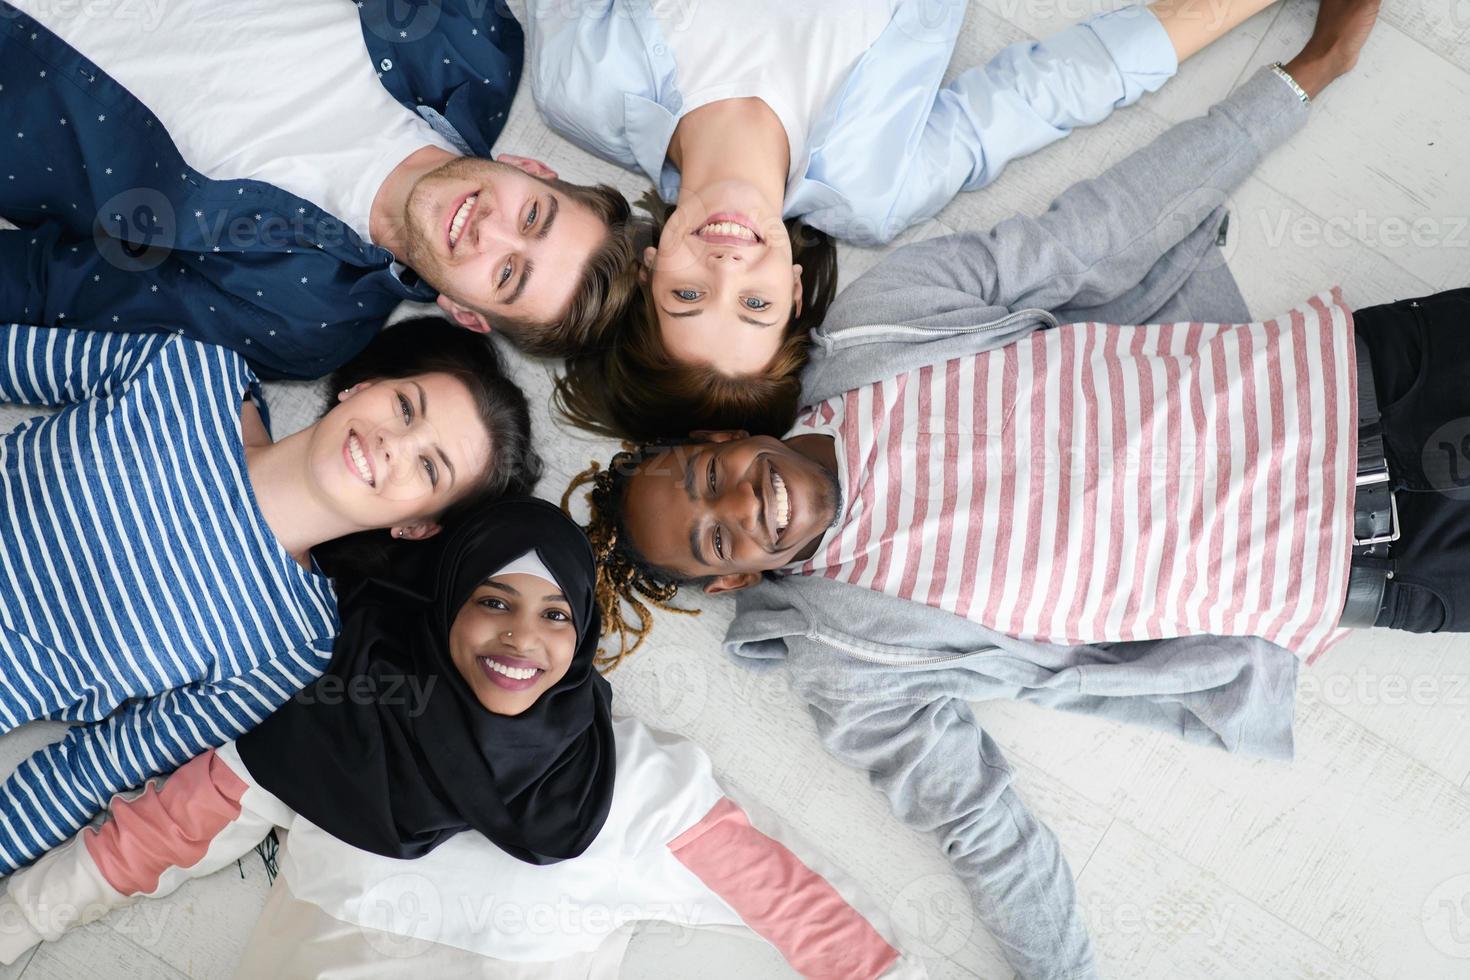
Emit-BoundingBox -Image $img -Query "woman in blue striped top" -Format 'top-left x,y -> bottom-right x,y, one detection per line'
0,316 -> 536,873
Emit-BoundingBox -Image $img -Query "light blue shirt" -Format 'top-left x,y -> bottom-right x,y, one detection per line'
525,0 -> 1178,245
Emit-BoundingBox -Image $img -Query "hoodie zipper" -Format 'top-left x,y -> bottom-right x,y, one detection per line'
808,629 -> 978,668
816,307 -> 1059,351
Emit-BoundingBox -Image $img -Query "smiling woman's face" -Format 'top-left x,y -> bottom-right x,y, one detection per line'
447,572 -> 578,716
648,181 -> 802,376
307,372 -> 493,534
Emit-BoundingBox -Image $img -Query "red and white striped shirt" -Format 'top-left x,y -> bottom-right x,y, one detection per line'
787,290 -> 1358,663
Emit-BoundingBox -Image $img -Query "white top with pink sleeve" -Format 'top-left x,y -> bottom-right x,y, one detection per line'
0,717 -> 925,980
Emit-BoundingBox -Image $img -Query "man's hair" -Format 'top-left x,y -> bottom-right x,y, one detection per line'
488,179 -> 643,358
561,446 -> 702,671
314,316 -> 542,577
552,191 -> 839,440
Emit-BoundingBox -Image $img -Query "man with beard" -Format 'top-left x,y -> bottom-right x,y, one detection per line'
570,2 -> 1386,974
0,0 -> 636,379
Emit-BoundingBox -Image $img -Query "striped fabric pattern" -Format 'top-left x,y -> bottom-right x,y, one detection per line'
0,324 -> 337,874
791,289 -> 1357,663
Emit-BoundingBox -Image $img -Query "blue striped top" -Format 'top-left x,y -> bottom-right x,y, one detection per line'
0,324 -> 338,873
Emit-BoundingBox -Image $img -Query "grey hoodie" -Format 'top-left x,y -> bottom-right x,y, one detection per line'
723,69 -> 1311,980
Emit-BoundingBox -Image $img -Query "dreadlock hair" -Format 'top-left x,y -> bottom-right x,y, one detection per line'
561,448 -> 703,672
552,190 -> 839,441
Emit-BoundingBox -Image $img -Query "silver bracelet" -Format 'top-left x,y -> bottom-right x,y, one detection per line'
1269,62 -> 1311,105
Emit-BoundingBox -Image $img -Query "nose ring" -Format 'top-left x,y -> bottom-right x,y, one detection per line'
503,631 -> 513,639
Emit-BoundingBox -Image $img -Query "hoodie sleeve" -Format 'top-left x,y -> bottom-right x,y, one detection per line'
817,67 -> 1311,340
0,742 -> 292,966
780,636 -> 1097,980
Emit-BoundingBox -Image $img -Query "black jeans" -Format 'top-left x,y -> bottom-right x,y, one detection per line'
1352,287 -> 1470,631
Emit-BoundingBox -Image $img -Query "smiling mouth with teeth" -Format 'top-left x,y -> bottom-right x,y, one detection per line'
694,213 -> 762,245
482,658 -> 540,681
478,654 -> 545,691
771,468 -> 791,540
448,193 -> 477,249
347,431 -> 374,488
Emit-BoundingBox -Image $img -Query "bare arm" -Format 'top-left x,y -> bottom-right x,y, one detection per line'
1151,0 -> 1278,61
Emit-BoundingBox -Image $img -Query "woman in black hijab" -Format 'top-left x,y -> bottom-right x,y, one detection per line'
236,495 -> 616,864
0,496 -> 925,978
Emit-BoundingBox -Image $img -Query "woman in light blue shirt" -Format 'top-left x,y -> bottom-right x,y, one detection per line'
0,316 -> 537,873
540,0 -> 1281,438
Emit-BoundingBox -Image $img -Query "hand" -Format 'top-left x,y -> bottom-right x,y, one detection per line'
1282,0 -> 1382,98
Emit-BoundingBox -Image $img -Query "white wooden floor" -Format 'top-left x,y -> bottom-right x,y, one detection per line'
2,0 -> 1469,976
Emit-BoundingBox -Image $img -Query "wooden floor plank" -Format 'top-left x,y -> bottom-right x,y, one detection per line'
1078,818 -> 1378,980
1223,174 -> 1438,314
1379,0 -> 1470,75
1249,0 -> 1470,293
19,926 -> 190,980
1113,695 -> 1470,977
1306,629 -> 1470,788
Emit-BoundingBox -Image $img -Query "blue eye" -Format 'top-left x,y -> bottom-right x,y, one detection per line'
498,260 -> 513,287
674,289 -> 700,302
743,297 -> 769,311
524,201 -> 537,230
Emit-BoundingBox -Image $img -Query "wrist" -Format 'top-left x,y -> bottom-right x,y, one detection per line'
1269,62 -> 1312,104
1279,52 -> 1337,99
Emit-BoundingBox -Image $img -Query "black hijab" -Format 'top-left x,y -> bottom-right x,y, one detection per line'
237,498 -> 615,864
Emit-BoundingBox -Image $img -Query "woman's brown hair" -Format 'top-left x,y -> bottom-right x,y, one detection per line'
553,191 -> 838,441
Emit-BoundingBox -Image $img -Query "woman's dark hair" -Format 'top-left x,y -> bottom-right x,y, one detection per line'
312,316 -> 542,578
553,191 -> 839,441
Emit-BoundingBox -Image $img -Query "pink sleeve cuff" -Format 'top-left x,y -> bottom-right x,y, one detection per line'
82,749 -> 249,896
670,797 -> 899,980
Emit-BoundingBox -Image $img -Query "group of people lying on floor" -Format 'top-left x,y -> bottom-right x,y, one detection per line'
0,0 -> 1440,975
